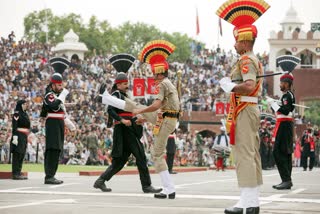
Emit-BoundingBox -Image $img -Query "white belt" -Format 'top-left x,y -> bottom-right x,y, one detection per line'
47,113 -> 65,119
240,96 -> 258,103
17,128 -> 30,134
277,112 -> 293,119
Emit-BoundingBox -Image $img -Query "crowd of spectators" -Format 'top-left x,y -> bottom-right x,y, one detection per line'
0,33 -> 317,170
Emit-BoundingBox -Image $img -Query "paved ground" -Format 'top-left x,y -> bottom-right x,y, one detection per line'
0,167 -> 319,214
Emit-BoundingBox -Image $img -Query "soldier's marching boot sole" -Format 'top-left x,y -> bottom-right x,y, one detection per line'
142,186 -> 162,193
12,175 -> 26,180
93,178 -> 112,192
154,192 -> 175,199
273,181 -> 293,190
44,177 -> 63,185
224,206 -> 260,214
169,171 -> 178,174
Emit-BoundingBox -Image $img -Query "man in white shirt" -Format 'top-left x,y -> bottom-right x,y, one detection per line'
213,127 -> 230,171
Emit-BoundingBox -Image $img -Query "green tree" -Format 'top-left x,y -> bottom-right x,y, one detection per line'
23,10 -> 197,62
304,100 -> 320,125
162,32 -> 193,62
115,21 -> 162,56
79,16 -> 113,53
24,9 -> 84,43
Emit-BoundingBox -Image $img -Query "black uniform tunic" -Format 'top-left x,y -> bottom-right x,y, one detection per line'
273,90 -> 295,182
41,88 -> 65,179
10,102 -> 30,176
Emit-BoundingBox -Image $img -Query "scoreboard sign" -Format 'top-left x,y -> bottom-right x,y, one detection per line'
311,23 -> 320,32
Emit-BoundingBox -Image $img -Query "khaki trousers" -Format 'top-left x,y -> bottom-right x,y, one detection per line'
232,105 -> 263,187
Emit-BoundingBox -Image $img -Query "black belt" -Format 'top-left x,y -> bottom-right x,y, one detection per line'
163,112 -> 179,119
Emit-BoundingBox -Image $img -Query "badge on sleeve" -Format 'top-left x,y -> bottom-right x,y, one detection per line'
240,56 -> 250,74
283,98 -> 288,105
48,94 -> 55,103
242,65 -> 249,74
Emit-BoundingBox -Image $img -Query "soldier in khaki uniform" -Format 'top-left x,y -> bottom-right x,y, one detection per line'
99,40 -> 179,199
216,0 -> 270,213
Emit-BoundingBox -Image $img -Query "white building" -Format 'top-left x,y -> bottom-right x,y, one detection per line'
52,29 -> 88,60
268,4 -> 320,96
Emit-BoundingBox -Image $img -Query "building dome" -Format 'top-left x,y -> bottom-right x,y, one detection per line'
63,29 -> 79,43
53,29 -> 88,60
281,4 -> 303,25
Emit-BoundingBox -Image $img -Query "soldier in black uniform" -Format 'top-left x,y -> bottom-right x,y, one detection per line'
11,100 -> 30,180
41,57 -> 70,185
259,120 -> 270,170
94,54 -> 161,193
268,55 -> 300,190
166,130 -> 177,174
301,128 -> 316,171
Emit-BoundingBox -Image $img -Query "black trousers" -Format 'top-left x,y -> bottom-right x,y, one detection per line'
100,138 -> 151,188
301,151 -> 315,170
273,148 -> 292,182
166,153 -> 175,172
12,152 -> 25,176
260,143 -> 268,169
44,149 -> 61,179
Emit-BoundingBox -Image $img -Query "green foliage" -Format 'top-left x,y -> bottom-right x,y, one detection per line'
304,100 -> 320,125
23,10 -> 197,62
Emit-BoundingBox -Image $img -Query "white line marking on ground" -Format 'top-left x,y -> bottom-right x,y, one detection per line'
48,183 -> 80,189
1,190 -> 320,204
84,203 -> 224,212
175,172 -> 299,188
263,171 -> 300,177
289,188 -> 305,195
0,187 -> 35,191
261,188 -> 306,205
0,198 -> 76,210
176,178 -> 236,188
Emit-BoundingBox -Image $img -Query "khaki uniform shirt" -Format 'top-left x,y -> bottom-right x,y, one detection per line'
156,78 -> 180,112
231,51 -> 261,96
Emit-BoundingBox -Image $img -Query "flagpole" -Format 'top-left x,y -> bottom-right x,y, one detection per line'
217,19 -> 220,47
195,6 -> 200,38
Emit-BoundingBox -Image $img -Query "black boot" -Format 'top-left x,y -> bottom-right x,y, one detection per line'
154,192 -> 175,199
142,185 -> 162,193
274,181 -> 292,190
93,177 -> 112,192
12,174 -> 25,180
44,177 -> 63,185
224,206 -> 260,214
272,182 -> 282,189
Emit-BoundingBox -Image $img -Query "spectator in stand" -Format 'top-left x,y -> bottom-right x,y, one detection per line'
293,138 -> 301,167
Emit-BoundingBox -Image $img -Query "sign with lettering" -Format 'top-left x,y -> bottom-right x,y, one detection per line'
311,23 -> 320,32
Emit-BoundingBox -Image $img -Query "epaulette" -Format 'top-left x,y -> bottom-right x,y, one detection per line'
111,90 -> 120,96
239,55 -> 258,74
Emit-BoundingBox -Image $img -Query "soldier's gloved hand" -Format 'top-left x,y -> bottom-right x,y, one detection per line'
266,96 -> 274,105
95,83 -> 107,103
121,119 -> 132,126
270,102 -> 280,112
12,135 -> 18,145
266,96 -> 280,111
219,77 -> 236,93
64,117 -> 76,131
57,88 -> 69,103
99,83 -> 107,95
95,95 -> 103,103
